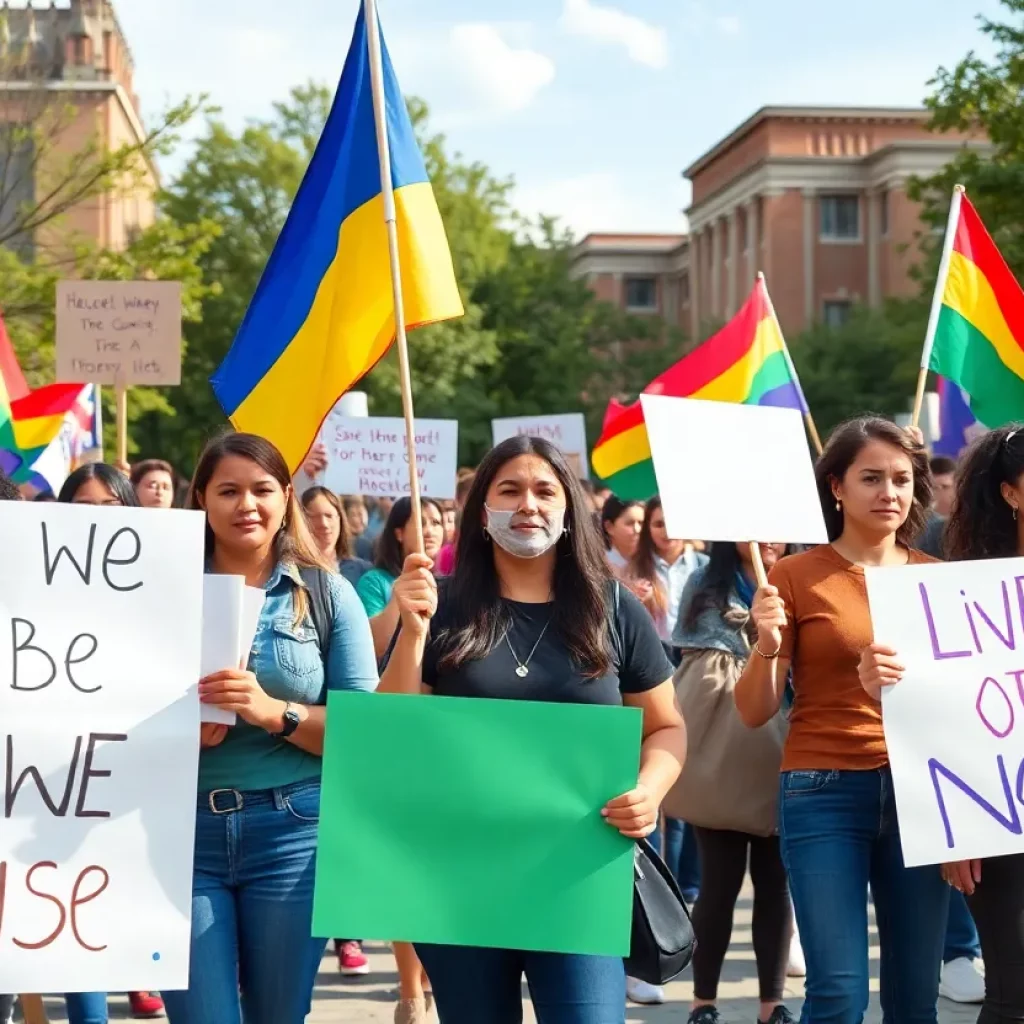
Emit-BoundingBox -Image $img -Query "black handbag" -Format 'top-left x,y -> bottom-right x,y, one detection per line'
624,838 -> 696,985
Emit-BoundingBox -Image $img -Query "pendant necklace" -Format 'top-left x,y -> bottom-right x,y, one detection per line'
504,614 -> 553,678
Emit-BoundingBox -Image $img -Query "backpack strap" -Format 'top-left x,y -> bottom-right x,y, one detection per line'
298,566 -> 333,666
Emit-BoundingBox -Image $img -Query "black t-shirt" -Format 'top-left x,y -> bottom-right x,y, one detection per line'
422,584 -> 673,705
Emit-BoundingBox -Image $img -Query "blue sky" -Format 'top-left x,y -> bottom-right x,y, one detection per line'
107,0 -> 1004,238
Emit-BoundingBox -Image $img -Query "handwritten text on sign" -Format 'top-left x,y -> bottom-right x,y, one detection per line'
56,281 -> 183,386
866,556 -> 1024,866
320,414 -> 458,500
491,414 -> 588,478
0,502 -> 204,993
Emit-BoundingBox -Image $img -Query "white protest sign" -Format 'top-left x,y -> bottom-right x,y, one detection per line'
866,557 -> 1024,866
0,502 -> 204,992
640,395 -> 827,544
491,414 -> 589,478
56,281 -> 183,386
320,412 -> 458,500
200,577 -> 263,725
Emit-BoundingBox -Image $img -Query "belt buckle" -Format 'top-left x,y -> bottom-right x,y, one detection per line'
208,789 -> 244,814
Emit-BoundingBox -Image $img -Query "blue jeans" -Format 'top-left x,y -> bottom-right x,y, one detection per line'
65,994 -> 107,1024
653,816 -> 700,902
779,767 -> 949,1024
162,781 -> 328,1024
416,944 -> 626,1024
944,889 -> 982,963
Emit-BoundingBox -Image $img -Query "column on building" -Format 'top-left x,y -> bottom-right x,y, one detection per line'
710,221 -> 721,320
689,232 -> 701,340
726,208 -> 739,316
802,188 -> 816,326
746,196 -> 759,285
867,188 -> 882,308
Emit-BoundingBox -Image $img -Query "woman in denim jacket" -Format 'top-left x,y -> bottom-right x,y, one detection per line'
162,433 -> 378,1024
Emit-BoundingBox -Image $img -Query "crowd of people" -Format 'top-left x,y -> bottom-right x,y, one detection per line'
2,412 -> 1021,1024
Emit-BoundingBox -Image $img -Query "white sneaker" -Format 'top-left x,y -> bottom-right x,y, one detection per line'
626,976 -> 665,1005
940,957 -> 985,1004
787,926 -> 806,977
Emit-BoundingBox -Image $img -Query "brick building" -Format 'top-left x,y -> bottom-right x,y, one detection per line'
570,106 -> 989,337
0,0 -> 156,256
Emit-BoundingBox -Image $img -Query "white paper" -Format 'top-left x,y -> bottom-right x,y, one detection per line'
0,502 -> 204,992
241,587 -> 265,663
866,556 -> 1024,866
199,575 -> 244,726
641,395 -> 827,544
319,411 -> 458,499
491,413 -> 588,478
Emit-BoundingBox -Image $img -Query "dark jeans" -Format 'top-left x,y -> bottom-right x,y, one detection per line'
967,852 -> 1024,1023
415,944 -> 625,1024
652,816 -> 700,902
692,827 -> 792,1003
779,767 -> 949,1024
945,889 -> 981,962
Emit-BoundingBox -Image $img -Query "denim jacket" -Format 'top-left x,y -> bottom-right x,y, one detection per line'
672,565 -> 752,658
199,561 -> 378,792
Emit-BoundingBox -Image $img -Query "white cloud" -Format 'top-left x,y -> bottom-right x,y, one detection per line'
448,23 -> 555,114
560,0 -> 669,70
715,15 -> 742,35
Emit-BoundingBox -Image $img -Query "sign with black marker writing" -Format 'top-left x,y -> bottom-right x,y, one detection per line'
55,281 -> 183,386
867,556 -> 1024,866
0,502 -> 204,992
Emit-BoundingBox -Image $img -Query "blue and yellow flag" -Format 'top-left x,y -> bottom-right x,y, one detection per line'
211,6 -> 464,470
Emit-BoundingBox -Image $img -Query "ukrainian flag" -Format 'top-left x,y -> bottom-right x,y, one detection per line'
211,5 -> 464,471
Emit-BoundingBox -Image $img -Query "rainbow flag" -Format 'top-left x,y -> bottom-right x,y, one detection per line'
211,6 -> 463,472
591,278 -> 809,500
926,191 -> 1024,428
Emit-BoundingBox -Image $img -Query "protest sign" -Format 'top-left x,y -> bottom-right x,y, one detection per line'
491,414 -> 588,478
314,692 -> 640,955
0,502 -> 205,993
640,395 -> 827,544
55,281 -> 183,387
319,413 -> 458,500
866,556 -> 1024,866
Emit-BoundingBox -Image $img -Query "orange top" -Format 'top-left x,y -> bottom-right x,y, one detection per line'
770,544 -> 936,772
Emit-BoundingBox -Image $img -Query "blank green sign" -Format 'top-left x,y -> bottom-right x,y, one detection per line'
313,691 -> 642,956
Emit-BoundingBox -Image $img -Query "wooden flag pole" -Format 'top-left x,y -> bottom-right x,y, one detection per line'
749,541 -> 769,589
364,0 -> 423,553
757,272 -> 823,456
912,184 -> 966,429
115,371 -> 128,472
19,995 -> 49,1024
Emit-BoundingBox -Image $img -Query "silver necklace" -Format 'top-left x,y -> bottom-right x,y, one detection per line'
504,616 -> 552,678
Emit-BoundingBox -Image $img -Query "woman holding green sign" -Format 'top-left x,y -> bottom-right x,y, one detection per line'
379,435 -> 686,1023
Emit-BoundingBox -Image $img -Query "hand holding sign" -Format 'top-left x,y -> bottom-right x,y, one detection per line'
750,584 -> 786,655
857,643 -> 905,702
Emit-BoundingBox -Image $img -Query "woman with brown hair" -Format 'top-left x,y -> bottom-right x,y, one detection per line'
130,458 -> 177,509
162,433 -> 378,1024
302,485 -> 372,587
736,417 -> 949,1024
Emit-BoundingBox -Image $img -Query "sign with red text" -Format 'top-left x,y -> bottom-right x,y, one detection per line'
319,413 -> 458,500
56,281 -> 183,386
0,502 -> 204,992
491,414 -> 588,478
867,557 -> 1024,866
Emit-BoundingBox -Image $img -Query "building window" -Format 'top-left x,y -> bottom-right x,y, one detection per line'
820,195 -> 860,241
880,190 -> 889,237
823,300 -> 852,327
624,277 -> 657,311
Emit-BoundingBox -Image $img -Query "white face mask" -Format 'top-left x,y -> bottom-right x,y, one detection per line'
484,505 -> 566,559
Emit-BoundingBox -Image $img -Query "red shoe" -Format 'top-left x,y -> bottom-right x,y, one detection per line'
128,992 -> 165,1018
338,940 -> 370,976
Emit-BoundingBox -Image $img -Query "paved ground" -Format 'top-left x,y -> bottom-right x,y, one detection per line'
26,892 -> 980,1023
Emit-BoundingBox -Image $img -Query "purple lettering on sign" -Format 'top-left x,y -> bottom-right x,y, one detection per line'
929,754 -> 1022,849
1009,668 -> 1024,711
920,582 -> 972,660
975,676 -> 1015,738
972,581 -> 1017,652
962,591 -> 983,654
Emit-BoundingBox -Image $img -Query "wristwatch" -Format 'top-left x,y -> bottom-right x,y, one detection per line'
272,702 -> 301,739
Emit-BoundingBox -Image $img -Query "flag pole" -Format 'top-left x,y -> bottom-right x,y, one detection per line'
758,272 -> 823,455
913,184 -> 966,429
364,0 -> 423,553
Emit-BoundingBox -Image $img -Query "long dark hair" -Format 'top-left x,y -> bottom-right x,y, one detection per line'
438,436 -> 612,677
630,496 -> 668,618
374,495 -> 445,577
302,485 -> 354,560
815,416 -> 931,544
946,426 -> 1024,561
58,463 -> 139,506
600,495 -> 643,551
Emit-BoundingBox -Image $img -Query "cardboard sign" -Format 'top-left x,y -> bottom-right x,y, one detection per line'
319,413 -> 458,500
641,395 -> 827,544
491,414 -> 588,478
0,502 -> 205,992
867,556 -> 1024,866
56,281 -> 183,386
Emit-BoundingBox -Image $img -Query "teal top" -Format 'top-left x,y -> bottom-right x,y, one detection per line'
199,562 -> 378,792
355,567 -> 397,617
